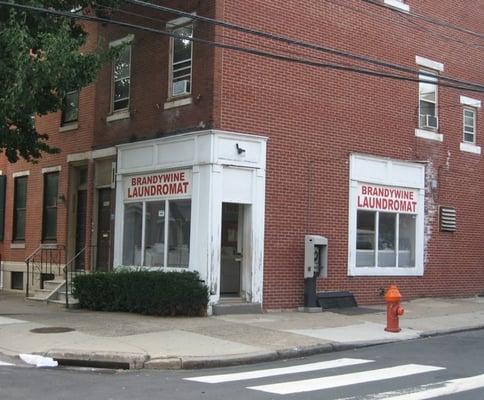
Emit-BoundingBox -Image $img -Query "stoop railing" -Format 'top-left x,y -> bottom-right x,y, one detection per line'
63,247 -> 88,308
25,244 -> 66,298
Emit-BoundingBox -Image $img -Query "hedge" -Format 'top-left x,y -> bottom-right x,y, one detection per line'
72,270 -> 209,316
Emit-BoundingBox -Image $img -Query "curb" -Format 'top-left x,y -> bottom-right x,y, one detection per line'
24,325 -> 484,371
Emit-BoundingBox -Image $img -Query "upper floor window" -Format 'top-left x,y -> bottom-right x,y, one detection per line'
112,44 -> 131,112
13,175 -> 28,242
463,108 -> 477,144
384,0 -> 409,12
42,172 -> 59,242
61,91 -> 79,125
169,24 -> 193,97
419,71 -> 438,130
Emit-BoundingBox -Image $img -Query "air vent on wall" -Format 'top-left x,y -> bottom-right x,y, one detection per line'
440,206 -> 457,232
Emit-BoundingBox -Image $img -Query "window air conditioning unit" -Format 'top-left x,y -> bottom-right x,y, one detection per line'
172,80 -> 189,96
421,114 -> 438,129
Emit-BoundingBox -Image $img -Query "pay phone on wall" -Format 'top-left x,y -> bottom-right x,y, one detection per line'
304,235 -> 328,279
304,235 -> 328,308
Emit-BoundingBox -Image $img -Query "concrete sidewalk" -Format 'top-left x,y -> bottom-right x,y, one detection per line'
1,292 -> 484,369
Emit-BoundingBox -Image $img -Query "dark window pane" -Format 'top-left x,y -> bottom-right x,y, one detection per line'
356,210 -> 375,267
378,212 -> 396,267
61,91 -> 79,125
13,176 -> 27,241
42,173 -> 58,241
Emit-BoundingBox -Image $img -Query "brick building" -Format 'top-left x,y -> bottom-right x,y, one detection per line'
0,0 -> 483,311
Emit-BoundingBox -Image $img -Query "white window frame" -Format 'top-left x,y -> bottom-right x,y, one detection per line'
418,70 -> 438,131
348,154 -> 425,277
463,107 -> 476,144
123,197 -> 192,270
168,17 -> 194,99
109,35 -> 134,114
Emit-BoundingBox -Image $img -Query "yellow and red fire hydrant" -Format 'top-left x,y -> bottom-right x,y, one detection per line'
384,285 -> 404,332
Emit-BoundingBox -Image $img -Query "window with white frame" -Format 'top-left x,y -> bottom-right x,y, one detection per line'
112,44 -> 131,112
349,155 -> 425,276
419,71 -> 438,130
463,107 -> 476,144
169,24 -> 193,97
122,199 -> 191,268
122,169 -> 192,268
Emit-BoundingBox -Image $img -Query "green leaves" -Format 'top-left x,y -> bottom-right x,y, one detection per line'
0,0 -> 121,162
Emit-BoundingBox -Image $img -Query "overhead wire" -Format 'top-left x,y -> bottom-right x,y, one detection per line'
0,1 -> 483,93
123,0 -> 484,91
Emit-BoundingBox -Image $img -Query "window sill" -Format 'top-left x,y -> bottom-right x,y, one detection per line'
59,122 -> 78,132
164,96 -> 193,110
383,0 -> 409,12
460,142 -> 481,155
10,242 -> 25,249
106,110 -> 130,123
415,129 -> 443,142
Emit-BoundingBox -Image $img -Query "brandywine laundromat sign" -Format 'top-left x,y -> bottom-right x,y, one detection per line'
357,183 -> 418,213
124,169 -> 192,200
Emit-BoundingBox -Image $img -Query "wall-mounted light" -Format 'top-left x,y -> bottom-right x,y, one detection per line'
57,194 -> 66,204
236,143 -> 246,155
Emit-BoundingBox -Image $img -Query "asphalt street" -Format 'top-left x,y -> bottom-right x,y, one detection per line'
1,330 -> 484,399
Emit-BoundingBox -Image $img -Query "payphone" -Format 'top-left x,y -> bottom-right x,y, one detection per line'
304,235 -> 328,308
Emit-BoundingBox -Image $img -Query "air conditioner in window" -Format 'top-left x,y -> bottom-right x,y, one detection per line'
421,114 -> 438,129
172,80 -> 190,97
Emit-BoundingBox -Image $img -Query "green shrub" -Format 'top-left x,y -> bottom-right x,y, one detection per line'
72,271 -> 209,316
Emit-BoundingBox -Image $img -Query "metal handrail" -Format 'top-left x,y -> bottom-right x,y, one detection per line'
63,247 -> 87,308
25,244 -> 66,298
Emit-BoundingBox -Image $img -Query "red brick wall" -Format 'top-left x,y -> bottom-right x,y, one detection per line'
214,0 -> 484,308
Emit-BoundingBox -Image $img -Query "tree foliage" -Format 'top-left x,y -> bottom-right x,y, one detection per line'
0,1 -> 121,162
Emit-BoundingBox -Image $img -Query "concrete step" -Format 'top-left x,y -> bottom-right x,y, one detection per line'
43,280 -> 65,291
32,288 -> 51,299
49,298 -> 80,309
212,302 -> 262,315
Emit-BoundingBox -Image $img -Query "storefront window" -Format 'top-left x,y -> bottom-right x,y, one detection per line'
168,199 -> 191,268
123,199 -> 191,268
145,201 -> 165,267
356,210 -> 415,268
123,202 -> 143,265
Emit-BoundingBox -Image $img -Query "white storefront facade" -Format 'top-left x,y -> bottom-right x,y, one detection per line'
113,130 -> 267,306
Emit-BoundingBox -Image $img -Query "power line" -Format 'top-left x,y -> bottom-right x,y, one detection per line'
360,0 -> 484,40
1,1 -> 483,93
323,0 -> 484,50
124,0 -> 484,91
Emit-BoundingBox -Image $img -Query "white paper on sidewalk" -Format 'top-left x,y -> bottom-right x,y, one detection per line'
19,353 -> 58,367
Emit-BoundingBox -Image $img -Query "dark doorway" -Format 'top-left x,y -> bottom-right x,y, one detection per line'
220,203 -> 242,295
74,190 -> 87,270
96,188 -> 112,271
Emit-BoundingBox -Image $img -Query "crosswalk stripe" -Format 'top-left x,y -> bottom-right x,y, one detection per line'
184,358 -> 374,383
0,361 -> 14,366
247,364 -> 445,395
366,373 -> 484,400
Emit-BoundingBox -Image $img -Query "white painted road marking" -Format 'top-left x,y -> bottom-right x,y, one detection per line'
185,358 -> 374,383
365,373 -> 484,400
247,364 -> 445,395
0,361 -> 14,366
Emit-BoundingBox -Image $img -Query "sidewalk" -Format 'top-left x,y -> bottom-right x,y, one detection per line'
1,292 -> 484,369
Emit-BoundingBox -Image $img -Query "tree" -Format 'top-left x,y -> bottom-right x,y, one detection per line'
0,1 -> 121,163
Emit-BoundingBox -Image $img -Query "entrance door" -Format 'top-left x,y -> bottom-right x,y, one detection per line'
220,203 -> 242,296
74,190 -> 87,270
96,188 -> 112,271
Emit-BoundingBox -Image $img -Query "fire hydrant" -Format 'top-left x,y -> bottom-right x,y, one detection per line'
384,285 -> 404,332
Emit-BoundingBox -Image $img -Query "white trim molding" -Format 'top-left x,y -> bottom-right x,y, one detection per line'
416,56 -> 444,72
109,34 -> 134,48
384,0 -> 409,12
59,122 -> 79,132
415,129 -> 443,142
106,110 -> 130,123
164,97 -> 193,110
42,166 -> 61,174
460,96 -> 481,108
12,170 -> 30,178
166,13 -> 196,28
460,142 -> 481,155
